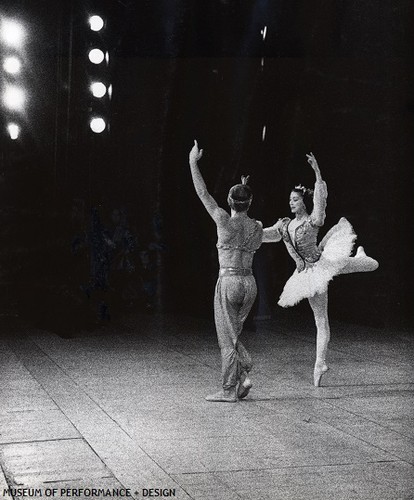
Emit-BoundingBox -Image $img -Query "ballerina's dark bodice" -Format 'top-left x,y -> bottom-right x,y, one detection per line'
277,180 -> 328,272
279,217 -> 322,272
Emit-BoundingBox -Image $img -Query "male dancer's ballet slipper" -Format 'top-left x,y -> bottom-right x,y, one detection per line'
313,364 -> 329,387
205,389 -> 238,402
237,376 -> 253,399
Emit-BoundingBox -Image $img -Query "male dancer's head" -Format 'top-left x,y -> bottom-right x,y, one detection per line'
227,176 -> 253,213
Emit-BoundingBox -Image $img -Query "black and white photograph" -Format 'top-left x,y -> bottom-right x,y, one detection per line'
0,1 -> 413,498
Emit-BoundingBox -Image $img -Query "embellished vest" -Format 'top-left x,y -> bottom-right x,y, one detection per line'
279,217 -> 321,272
217,219 -> 263,254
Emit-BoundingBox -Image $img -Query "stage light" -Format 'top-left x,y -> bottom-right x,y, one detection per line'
261,26 -> 267,41
90,82 -> 107,98
1,20 -> 25,47
88,48 -> 105,64
108,84 -> 113,99
89,15 -> 104,32
7,123 -> 20,140
90,117 -> 106,133
105,51 -> 109,64
262,125 -> 267,141
3,86 -> 25,110
3,56 -> 22,74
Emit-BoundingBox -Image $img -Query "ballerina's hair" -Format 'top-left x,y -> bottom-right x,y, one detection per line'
228,175 -> 253,212
292,184 -> 314,213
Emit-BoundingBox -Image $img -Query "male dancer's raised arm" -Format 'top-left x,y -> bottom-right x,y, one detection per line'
189,140 -> 228,224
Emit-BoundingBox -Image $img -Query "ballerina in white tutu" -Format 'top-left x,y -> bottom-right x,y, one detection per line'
263,153 -> 379,386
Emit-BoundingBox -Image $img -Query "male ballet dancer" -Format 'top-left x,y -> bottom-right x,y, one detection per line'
189,140 -> 263,402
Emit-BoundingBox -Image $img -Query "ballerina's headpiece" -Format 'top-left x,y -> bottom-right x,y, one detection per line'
294,184 -> 314,198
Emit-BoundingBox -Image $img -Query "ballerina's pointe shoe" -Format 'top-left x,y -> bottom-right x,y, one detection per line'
356,245 -> 367,258
237,377 -> 253,399
313,364 -> 329,387
205,388 -> 238,403
355,246 -> 379,271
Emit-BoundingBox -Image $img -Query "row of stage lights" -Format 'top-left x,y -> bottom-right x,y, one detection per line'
2,16 -> 266,140
0,14 -> 111,140
1,19 -> 26,140
88,15 -> 112,134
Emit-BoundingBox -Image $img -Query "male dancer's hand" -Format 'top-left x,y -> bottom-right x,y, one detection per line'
189,140 -> 204,165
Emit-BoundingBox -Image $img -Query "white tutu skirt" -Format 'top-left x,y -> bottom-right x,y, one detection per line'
278,217 -> 357,307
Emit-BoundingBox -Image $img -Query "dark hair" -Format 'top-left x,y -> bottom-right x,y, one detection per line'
291,186 -> 314,213
228,183 -> 253,212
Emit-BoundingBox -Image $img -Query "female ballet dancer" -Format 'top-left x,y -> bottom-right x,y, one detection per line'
263,153 -> 379,386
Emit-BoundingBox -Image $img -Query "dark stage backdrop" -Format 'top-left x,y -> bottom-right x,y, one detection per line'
0,0 -> 413,332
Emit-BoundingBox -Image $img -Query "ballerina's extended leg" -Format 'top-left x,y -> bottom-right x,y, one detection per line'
341,246 -> 379,274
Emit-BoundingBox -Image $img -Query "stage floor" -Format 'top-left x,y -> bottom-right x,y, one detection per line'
0,313 -> 413,499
